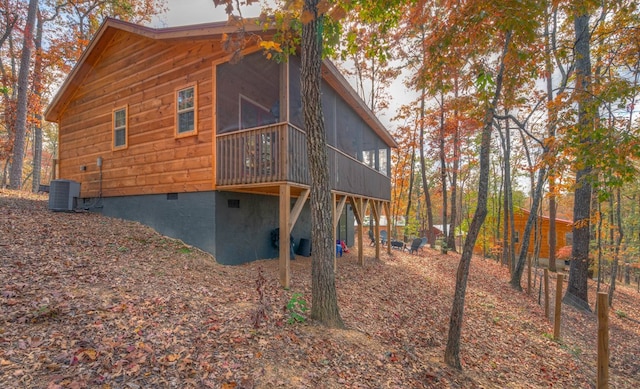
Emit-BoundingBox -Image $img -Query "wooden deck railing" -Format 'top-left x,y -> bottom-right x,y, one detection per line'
216,123 -> 390,200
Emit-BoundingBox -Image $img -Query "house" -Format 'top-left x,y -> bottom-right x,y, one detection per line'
512,208 -> 573,259
474,208 -> 573,261
357,215 -> 406,241
44,18 -> 397,287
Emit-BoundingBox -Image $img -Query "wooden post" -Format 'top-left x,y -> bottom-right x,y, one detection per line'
333,193 -> 337,272
527,255 -> 532,295
597,292 -> 609,389
371,201 -> 380,260
384,202 -> 392,254
332,194 -> 346,272
553,273 -> 564,340
279,184 -> 290,288
544,269 -> 550,318
353,197 -> 366,266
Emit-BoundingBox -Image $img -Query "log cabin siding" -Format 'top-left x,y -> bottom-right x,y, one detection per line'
512,209 -> 573,260
57,30 -> 225,197
46,19 -> 397,268
474,208 -> 573,260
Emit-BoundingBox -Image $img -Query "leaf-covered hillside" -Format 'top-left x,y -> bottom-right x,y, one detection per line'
1,190 -> 639,388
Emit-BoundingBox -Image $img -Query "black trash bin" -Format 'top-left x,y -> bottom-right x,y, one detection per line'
270,228 -> 296,259
297,238 -> 311,257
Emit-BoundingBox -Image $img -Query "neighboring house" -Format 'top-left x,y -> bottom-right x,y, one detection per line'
431,224 -> 451,238
44,18 -> 396,286
474,208 -> 573,260
512,208 -> 573,259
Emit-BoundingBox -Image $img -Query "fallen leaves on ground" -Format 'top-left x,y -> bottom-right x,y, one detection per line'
1,189 -> 639,388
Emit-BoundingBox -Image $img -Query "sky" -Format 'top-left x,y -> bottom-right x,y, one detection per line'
151,0 -> 262,27
150,0 -> 409,129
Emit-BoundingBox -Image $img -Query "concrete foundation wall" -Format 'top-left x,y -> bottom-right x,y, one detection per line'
96,192 -> 217,255
89,191 -> 358,266
214,191 -> 313,265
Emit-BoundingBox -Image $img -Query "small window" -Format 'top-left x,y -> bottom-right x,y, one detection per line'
113,106 -> 128,150
378,148 -> 388,176
176,85 -> 197,136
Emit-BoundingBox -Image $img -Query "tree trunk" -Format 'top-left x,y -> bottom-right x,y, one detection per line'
506,119 -> 517,272
404,139 -> 416,242
8,0 -> 37,190
302,0 -> 343,328
419,88 -> 435,247
31,8 -> 45,193
498,123 -> 510,267
445,30 -> 511,370
545,2 -> 558,273
439,94 -> 448,254
596,200 -> 603,292
548,181 -> 558,272
447,89 -> 459,252
564,9 -> 593,312
511,166 -> 547,290
608,188 -> 623,307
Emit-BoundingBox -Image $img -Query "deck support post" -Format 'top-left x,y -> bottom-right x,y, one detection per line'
349,197 -> 365,265
333,194 -> 347,271
279,184 -> 291,288
333,193 -> 337,271
384,202 -> 391,254
371,200 -> 381,260
289,189 -> 310,234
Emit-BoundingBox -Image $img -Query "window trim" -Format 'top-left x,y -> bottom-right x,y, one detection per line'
112,105 -> 128,150
175,84 -> 198,138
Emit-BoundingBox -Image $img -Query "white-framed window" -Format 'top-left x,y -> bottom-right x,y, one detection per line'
113,106 -> 128,150
176,84 -> 197,136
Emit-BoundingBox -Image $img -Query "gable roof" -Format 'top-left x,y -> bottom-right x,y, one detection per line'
45,17 -> 397,148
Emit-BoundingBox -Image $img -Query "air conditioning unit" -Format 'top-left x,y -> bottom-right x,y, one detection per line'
48,179 -> 81,211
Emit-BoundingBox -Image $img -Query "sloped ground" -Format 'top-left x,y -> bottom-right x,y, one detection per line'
1,189 -> 639,388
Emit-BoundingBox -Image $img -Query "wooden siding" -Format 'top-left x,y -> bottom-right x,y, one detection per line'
512,209 -> 573,259
57,30 -> 223,197
474,209 -> 573,259
52,21 -> 393,202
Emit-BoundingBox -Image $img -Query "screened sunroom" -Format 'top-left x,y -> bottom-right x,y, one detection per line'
214,51 -> 393,201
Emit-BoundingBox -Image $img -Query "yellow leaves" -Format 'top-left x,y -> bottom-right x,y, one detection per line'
259,40 -> 284,60
259,40 -> 283,53
76,348 -> 98,362
574,218 -> 590,229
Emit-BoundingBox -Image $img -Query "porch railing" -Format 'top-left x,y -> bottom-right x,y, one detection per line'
216,123 -> 390,200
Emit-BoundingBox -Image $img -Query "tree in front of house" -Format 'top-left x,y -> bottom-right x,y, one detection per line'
214,0 -> 406,327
